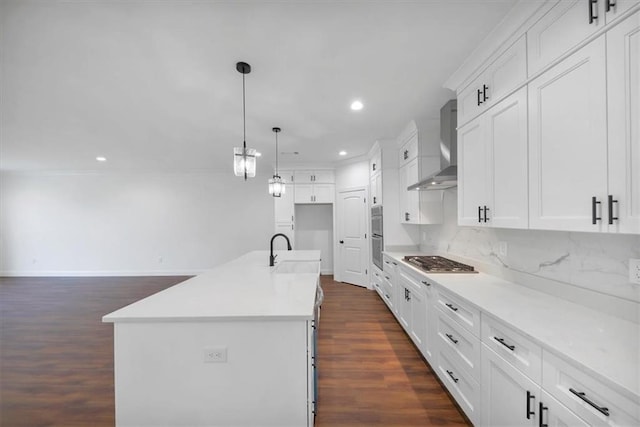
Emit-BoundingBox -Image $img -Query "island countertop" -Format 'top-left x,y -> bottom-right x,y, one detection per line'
102,250 -> 321,323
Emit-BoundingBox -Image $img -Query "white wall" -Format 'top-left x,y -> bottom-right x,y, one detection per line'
420,189 -> 640,317
0,170 -> 275,275
335,158 -> 369,191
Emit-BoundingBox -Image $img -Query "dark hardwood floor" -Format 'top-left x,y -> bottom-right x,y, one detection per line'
0,275 -> 470,427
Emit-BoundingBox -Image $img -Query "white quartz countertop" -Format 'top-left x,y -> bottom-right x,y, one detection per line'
384,252 -> 640,401
102,250 -> 321,323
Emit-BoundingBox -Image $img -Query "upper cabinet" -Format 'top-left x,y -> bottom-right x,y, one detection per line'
396,121 -> 443,225
529,9 -> 640,233
458,35 -> 527,126
528,0 -> 639,76
459,89 -> 531,229
293,170 -> 335,184
452,0 -> 640,234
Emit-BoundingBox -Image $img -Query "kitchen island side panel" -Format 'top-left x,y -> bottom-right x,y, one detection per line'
113,320 -> 309,427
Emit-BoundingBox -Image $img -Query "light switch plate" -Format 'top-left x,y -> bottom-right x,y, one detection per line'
629,259 -> 640,284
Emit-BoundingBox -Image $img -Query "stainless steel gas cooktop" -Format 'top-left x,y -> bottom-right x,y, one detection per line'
403,255 -> 477,273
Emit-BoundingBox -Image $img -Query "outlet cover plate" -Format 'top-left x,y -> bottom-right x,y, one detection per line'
204,346 -> 227,363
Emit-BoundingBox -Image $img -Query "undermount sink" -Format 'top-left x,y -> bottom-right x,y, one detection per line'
273,260 -> 320,274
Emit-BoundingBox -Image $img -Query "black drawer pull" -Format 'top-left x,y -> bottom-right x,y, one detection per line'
483,205 -> 490,222
482,84 -> 489,102
526,390 -> 535,419
446,370 -> 459,383
477,88 -> 483,106
592,196 -> 602,224
478,205 -> 483,223
445,333 -> 458,344
445,303 -> 458,312
589,0 -> 598,24
539,402 -> 548,427
494,336 -> 515,351
608,195 -> 619,224
421,280 -> 431,287
404,149 -> 409,160
569,388 -> 610,416
605,0 -> 616,12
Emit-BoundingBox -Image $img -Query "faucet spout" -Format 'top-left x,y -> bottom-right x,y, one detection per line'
270,233 -> 292,266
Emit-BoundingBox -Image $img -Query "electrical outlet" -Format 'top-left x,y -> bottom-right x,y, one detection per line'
629,259 -> 640,285
204,346 -> 227,363
498,241 -> 508,257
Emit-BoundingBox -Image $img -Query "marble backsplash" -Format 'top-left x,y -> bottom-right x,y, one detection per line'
419,189 -> 640,321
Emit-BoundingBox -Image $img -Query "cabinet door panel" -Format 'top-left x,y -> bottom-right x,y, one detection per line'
313,184 -> 335,203
540,390 -> 590,427
607,10 -> 640,233
274,223 -> 295,250
313,170 -> 335,184
293,171 -> 313,183
274,187 -> 295,223
294,184 -> 314,204
482,345 -> 539,427
528,37 -> 608,232
458,118 -> 487,226
528,0 -> 605,76
604,0 -> 640,24
488,87 -> 529,228
405,159 -> 420,223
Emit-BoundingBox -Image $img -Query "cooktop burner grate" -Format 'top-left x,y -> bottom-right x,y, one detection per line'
403,255 -> 477,273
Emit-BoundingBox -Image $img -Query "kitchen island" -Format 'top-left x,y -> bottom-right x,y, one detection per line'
103,250 -> 321,427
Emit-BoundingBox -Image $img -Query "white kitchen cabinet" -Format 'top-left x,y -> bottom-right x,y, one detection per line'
606,9 -> 640,234
458,87 -> 528,228
382,255 -> 399,317
540,390 -> 590,427
398,130 -> 419,168
294,183 -> 335,204
399,158 -> 443,225
527,0 -> 606,76
369,149 -> 382,177
529,36 -> 609,232
273,222 -> 295,251
294,170 -> 335,184
458,35 -> 527,126
482,344 -> 540,427
274,184 -> 295,223
437,346 -> 481,426
370,171 -> 382,207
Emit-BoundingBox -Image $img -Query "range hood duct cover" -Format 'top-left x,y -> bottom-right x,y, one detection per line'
408,99 -> 458,191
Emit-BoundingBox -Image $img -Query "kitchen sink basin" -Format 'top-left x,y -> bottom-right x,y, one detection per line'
273,260 -> 320,274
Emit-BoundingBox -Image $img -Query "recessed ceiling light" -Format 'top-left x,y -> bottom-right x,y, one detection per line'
350,100 -> 363,111
96,156 -> 107,162
339,151 -> 347,156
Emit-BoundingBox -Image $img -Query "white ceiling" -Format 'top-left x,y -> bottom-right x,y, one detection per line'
0,0 -> 518,173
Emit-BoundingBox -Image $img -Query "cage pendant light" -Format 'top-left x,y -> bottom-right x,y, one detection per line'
268,127 -> 286,197
233,62 -> 256,180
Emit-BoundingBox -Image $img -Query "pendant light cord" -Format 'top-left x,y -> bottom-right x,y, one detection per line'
275,131 -> 279,176
242,73 -> 246,151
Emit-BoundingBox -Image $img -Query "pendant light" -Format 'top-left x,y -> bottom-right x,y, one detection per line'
233,61 -> 257,179
268,127 -> 286,197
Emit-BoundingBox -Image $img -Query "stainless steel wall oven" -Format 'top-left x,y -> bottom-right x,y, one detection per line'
371,206 -> 383,270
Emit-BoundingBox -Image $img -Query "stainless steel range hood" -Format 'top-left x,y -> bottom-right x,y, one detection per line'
408,99 -> 457,191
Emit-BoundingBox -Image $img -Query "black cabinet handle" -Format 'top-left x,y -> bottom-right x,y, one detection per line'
405,212 -> 410,222
478,206 -> 483,223
526,390 -> 535,419
446,370 -> 459,383
494,336 -> 516,351
477,88 -> 483,106
404,289 -> 408,300
421,280 -> 431,287
483,84 -> 489,102
483,205 -> 490,222
445,333 -> 458,344
339,240 -> 344,244
372,163 -> 376,171
392,262 -> 397,266
445,303 -> 458,312
373,196 -> 377,204
569,388 -> 610,416
589,0 -> 598,24
608,195 -> 619,224
404,150 -> 409,160
592,196 -> 602,224
605,0 -> 616,12
539,402 -> 548,427
385,275 -> 390,280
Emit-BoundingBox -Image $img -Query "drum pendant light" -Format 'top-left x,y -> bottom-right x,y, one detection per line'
268,127 -> 285,197
233,62 -> 256,179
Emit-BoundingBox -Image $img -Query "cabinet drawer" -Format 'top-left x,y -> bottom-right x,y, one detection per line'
542,350 -> 640,426
481,314 -> 542,384
382,256 -> 398,275
437,346 -> 481,426
436,309 -> 481,381
436,287 -> 481,337
458,35 -> 527,125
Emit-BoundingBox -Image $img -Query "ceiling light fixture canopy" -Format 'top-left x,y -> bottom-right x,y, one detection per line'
268,127 -> 285,197
233,61 -> 257,180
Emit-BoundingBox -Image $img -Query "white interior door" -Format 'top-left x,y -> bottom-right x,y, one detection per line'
337,189 -> 367,287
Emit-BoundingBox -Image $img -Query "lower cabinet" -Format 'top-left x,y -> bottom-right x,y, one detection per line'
397,267 -> 427,353
438,346 -> 481,426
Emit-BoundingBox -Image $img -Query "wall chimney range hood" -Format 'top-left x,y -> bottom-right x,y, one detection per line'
408,99 -> 458,191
